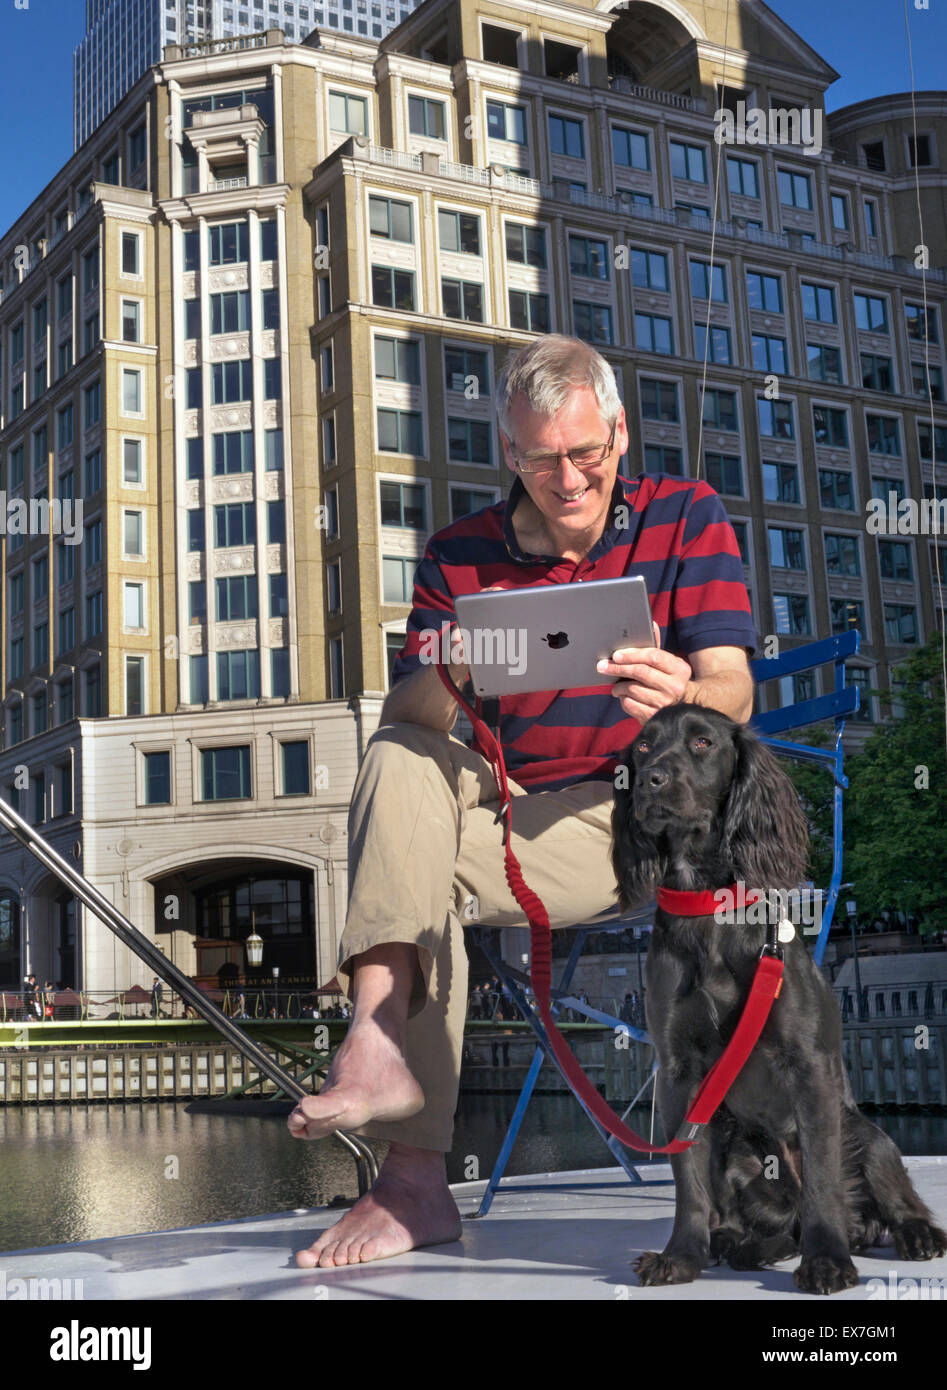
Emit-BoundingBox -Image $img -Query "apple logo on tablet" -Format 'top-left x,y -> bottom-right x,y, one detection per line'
542,631 -> 570,650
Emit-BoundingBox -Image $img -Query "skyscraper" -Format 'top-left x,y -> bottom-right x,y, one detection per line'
74,0 -> 419,148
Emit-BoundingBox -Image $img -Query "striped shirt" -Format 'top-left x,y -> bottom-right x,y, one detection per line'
392,471 -> 756,793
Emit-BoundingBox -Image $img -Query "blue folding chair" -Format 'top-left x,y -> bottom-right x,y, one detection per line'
470,630 -> 861,1216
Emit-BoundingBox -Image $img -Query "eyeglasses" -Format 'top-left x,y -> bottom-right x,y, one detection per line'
511,422 -> 617,475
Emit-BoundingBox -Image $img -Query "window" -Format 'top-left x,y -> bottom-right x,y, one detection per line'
85,518 -> 103,569
752,335 -> 787,375
768,527 -> 805,570
905,303 -> 938,345
612,126 -> 650,171
636,313 -> 674,355
408,95 -> 445,139
872,476 -> 906,505
33,621 -> 49,668
701,388 -> 737,431
281,741 -> 310,796
213,431 -> 254,474
569,236 -> 609,280
773,593 -> 810,636
123,510 -> 143,557
450,487 -> 497,521
183,299 -> 201,340
328,90 -> 367,134
777,169 -> 812,209
704,453 -> 742,496
33,358 -> 48,400
190,655 -> 209,704
630,249 -> 668,291
201,746 -> 252,800
124,582 -> 144,629
444,345 -> 488,395
322,416 -> 337,467
9,382 -> 24,419
329,636 -> 344,698
9,705 -> 23,743
32,553 -> 49,599
548,114 -> 584,159
380,479 -> 426,529
918,423 -> 947,463
121,299 -> 141,342
264,429 -> 283,471
382,555 -> 414,603
862,140 -> 886,172
801,282 -> 836,323
762,461 -> 800,504
58,681 -> 74,724
57,406 -> 73,451
573,302 -> 613,344
208,221 -> 249,265
884,604 -> 917,644
866,415 -> 901,456
439,210 -> 481,256
85,591 -> 103,635
83,248 -> 99,294
9,637 -> 23,678
694,323 -> 731,364
855,293 -> 888,334
831,193 -> 849,231
757,398 -> 794,440
690,259 -> 727,302
8,572 -> 24,614
33,769 -> 46,816
861,354 -> 894,392
144,751 -> 171,805
368,195 -> 413,243
129,124 -> 146,169
641,379 -> 679,423
509,290 -> 549,332
505,222 -> 546,267
726,155 -> 758,198
122,368 -> 142,414
441,279 -> 483,322
746,271 -> 782,313
185,369 -> 203,410
210,291 -> 251,334
83,313 -> 100,354
806,344 -> 843,384
864,199 -> 879,238
878,540 -> 912,581
812,405 -> 848,448
448,418 -> 492,465
819,469 -> 855,511
670,140 -> 706,183
217,650 -> 261,702
372,266 -> 416,311
907,133 -> 932,168
33,298 -> 48,337
216,575 -> 258,621
260,220 -> 278,262
264,358 -> 281,400
266,500 -> 285,545
121,232 -> 140,275
211,360 -> 253,404
215,502 -> 255,548
185,438 -> 204,480
830,598 -> 863,635
84,380 -> 101,429
57,338 -> 73,380
324,488 -> 339,540
643,445 -> 683,475
7,444 -> 25,489
268,571 -> 289,618
189,581 -> 207,624
486,100 -> 527,145
825,533 -> 861,577
326,560 -> 341,614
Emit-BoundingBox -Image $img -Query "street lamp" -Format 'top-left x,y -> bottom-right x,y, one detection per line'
846,898 -> 863,1021
245,931 -> 263,968
272,963 -> 280,1018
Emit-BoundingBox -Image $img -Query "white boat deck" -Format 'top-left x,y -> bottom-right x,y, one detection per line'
4,1158 -> 947,1301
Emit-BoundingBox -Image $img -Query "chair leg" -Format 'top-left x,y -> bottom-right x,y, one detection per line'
472,1045 -> 546,1218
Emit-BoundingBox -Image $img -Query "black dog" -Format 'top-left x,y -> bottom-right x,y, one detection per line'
611,703 -> 946,1295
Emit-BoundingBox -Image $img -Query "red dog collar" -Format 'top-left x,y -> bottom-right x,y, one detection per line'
656,884 -> 764,917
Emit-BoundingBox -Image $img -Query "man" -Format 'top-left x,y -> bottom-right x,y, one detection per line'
151,977 -> 163,1020
288,335 -> 755,1268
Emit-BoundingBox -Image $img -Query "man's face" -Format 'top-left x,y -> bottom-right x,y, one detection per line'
500,387 -> 628,540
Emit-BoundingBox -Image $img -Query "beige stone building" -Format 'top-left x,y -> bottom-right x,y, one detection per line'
0,3 -> 944,993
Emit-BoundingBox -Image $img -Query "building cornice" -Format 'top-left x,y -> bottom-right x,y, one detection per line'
158,183 -> 291,222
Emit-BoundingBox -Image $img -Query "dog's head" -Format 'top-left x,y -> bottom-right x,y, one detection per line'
611,703 -> 810,910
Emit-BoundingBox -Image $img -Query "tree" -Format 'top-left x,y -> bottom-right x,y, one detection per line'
843,637 -> 947,936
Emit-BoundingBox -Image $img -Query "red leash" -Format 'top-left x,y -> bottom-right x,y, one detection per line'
437,662 -> 785,1153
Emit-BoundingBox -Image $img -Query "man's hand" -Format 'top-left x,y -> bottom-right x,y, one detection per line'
595,621 -> 692,724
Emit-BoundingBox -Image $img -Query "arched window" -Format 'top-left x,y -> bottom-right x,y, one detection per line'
0,892 -> 21,989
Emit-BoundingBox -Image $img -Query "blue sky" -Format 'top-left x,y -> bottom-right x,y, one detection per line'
0,0 -> 944,238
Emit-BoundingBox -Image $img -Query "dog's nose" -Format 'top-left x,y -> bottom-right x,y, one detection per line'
647,768 -> 669,790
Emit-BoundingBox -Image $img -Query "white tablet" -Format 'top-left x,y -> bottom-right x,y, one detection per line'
453,575 -> 655,697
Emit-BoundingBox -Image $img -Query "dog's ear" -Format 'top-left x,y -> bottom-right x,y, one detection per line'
611,752 -> 663,910
720,727 -> 810,889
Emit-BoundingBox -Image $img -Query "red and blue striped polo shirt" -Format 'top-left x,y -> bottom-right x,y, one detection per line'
391,471 -> 756,793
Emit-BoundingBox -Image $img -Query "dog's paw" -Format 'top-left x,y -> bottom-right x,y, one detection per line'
728,1234 -> 798,1271
634,1250 -> 701,1286
892,1219 -> 947,1261
794,1254 -> 859,1295
709,1227 -> 741,1264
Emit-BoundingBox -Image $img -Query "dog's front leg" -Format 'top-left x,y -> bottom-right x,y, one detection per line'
791,1061 -> 859,1295
635,1071 -> 714,1286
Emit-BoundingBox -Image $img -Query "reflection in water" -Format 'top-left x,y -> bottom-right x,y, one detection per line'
0,1097 -> 943,1252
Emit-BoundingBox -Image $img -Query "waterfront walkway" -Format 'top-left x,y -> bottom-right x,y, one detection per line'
4,1160 -> 946,1301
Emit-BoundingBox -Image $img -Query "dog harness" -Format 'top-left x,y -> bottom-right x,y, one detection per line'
437,662 -> 786,1154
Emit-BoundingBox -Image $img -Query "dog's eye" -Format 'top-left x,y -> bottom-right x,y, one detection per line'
694,737 -> 712,750
635,740 -> 649,753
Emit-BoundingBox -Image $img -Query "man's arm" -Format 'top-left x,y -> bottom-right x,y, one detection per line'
379,631 -> 469,731
685,645 -> 754,723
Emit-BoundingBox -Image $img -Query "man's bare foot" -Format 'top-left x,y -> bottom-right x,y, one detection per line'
286,1016 -> 424,1141
296,1144 -> 462,1268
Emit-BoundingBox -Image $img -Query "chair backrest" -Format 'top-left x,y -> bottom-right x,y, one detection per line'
749,630 -> 861,738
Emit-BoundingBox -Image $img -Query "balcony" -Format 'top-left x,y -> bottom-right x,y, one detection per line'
606,76 -> 707,114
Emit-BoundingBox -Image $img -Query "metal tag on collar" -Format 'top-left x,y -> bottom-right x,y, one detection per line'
676,1119 -> 705,1145
761,916 -> 784,960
